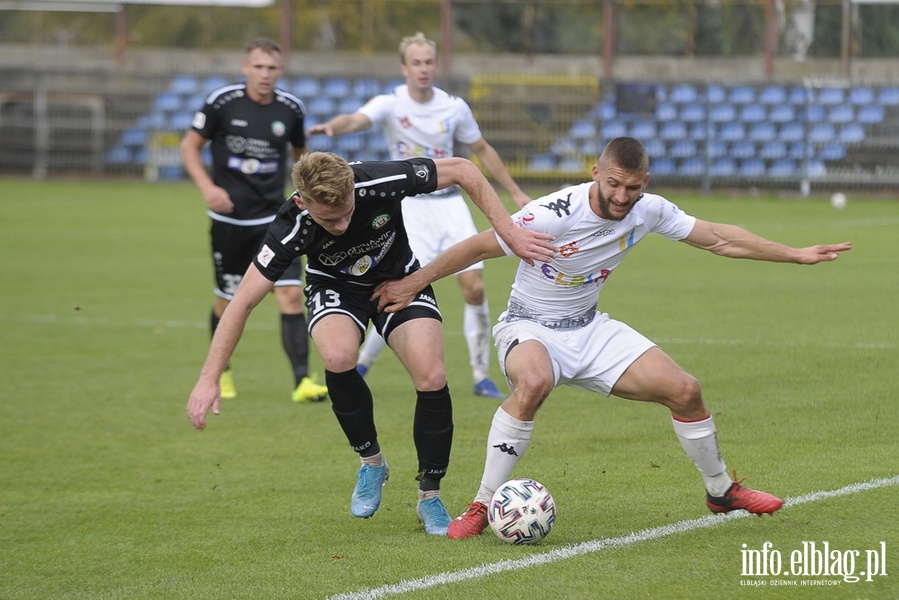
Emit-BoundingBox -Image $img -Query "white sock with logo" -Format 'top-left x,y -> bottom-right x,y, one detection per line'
671,415 -> 732,497
474,407 -> 533,504
464,301 -> 492,383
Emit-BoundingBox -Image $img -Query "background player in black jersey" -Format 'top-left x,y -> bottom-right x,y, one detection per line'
180,39 -> 328,404
187,152 -> 555,535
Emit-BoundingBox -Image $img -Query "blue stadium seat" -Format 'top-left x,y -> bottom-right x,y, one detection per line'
308,135 -> 335,151
857,105 -> 884,124
600,121 -> 628,140
706,84 -> 726,104
839,124 -> 865,143
849,86 -> 875,105
739,104 -> 767,123
788,86 -> 810,105
728,85 -> 756,105
805,104 -> 826,122
719,122 -> 745,141
689,122 -> 713,141
878,86 -> 899,106
655,103 -> 678,121
382,79 -> 404,94
630,121 -> 657,140
711,158 -> 737,176
679,157 -> 706,176
645,138 -> 666,158
819,142 -> 846,161
680,104 -> 706,123
758,85 -> 787,105
292,77 -> 321,97
710,103 -> 737,123
337,97 -> 365,114
668,139 -> 696,158
650,157 -> 677,176
827,105 -> 854,124
137,113 -> 166,130
816,87 -> 844,105
659,121 -> 688,141
322,77 -> 352,98
528,155 -> 556,172
121,127 -> 149,147
595,101 -> 617,121
168,111 -> 194,131
202,76 -> 229,94
336,134 -> 366,153
169,74 -> 200,95
705,139 -> 728,158
730,140 -> 756,159
759,140 -> 787,160
353,78 -> 383,99
558,157 -> 585,173
739,158 -> 766,177
570,119 -> 597,140
769,159 -> 797,177
307,97 -> 337,117
788,142 -> 810,159
809,123 -> 836,143
806,159 -> 827,177
748,122 -> 777,142
768,104 -> 796,123
105,146 -> 132,164
670,84 -> 699,104
779,122 -> 805,143
154,92 -> 184,112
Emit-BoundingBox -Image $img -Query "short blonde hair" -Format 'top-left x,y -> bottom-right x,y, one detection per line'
399,32 -> 437,64
291,152 -> 355,207
245,38 -> 282,56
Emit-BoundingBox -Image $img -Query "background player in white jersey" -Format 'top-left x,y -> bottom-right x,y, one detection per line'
180,39 -> 328,404
307,32 -> 530,399
373,137 -> 852,539
186,152 -> 555,535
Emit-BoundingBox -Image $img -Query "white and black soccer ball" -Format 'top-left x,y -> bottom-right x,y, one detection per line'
488,478 -> 556,545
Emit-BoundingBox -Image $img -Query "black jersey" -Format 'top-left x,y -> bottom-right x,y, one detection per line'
191,83 -> 306,222
254,158 -> 439,286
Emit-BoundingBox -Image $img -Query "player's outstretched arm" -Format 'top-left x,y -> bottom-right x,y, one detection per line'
187,265 -> 273,429
306,113 -> 372,138
682,219 -> 852,264
432,157 -> 555,265
373,230 -> 504,313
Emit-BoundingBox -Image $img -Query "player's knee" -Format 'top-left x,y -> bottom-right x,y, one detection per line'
667,374 -> 703,413
413,364 -> 448,392
512,370 -> 553,409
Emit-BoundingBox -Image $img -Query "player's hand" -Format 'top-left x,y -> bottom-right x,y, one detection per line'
372,279 -> 420,313
187,378 -> 221,430
306,124 -> 334,137
798,242 -> 852,264
496,225 -> 556,266
203,185 -> 234,214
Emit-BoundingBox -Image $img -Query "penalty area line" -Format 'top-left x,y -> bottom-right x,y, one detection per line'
325,475 -> 899,600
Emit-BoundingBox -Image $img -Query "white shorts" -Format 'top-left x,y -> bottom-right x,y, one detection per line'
492,313 -> 656,396
402,193 -> 484,272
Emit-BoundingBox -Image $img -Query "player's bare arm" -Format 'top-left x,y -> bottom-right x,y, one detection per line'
180,129 -> 234,214
306,112 -> 373,137
374,230 -> 504,313
682,219 -> 852,264
432,157 -> 555,265
187,265 -> 274,429
467,137 -> 531,208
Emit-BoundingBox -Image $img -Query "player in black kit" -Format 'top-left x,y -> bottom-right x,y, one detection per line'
180,38 -> 328,404
187,152 -> 556,535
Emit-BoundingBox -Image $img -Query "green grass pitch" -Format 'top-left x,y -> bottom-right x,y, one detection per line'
1,177 -> 897,599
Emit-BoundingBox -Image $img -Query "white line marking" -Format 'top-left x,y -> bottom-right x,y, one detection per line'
325,475 -> 899,600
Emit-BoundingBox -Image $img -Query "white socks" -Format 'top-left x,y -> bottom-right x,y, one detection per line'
464,301 -> 493,382
671,415 -> 732,497
474,407 -> 534,504
357,327 -> 387,368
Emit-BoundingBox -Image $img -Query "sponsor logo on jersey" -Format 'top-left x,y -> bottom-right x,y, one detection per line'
271,120 -> 286,137
347,255 -> 373,276
541,194 -> 573,218
226,135 -> 247,154
257,244 -> 276,267
559,241 -> 580,257
539,263 -> 610,288
399,116 -> 412,129
371,214 -> 390,229
192,112 -> 206,129
230,119 -> 248,127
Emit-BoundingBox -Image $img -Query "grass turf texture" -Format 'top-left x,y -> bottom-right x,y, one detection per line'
1,178 -> 896,599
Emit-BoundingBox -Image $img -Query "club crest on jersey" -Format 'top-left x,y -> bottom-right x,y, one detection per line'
400,116 -> 412,128
415,164 -> 430,180
346,255 -> 373,276
271,121 -> 286,136
371,214 -> 390,229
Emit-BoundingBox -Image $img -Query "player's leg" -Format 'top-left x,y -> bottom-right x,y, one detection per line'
307,283 -> 386,518
448,327 -> 556,539
274,258 -> 327,402
355,325 -> 387,376
612,342 -> 783,515
457,269 -> 504,399
382,294 -> 453,535
209,220 -> 247,399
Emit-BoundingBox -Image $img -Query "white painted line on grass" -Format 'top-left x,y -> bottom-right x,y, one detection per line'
325,475 -> 899,600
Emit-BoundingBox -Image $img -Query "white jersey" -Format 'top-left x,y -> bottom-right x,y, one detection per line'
358,85 -> 482,162
496,183 -> 697,324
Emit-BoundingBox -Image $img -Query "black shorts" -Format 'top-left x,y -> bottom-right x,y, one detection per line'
210,219 -> 302,299
304,276 -> 442,343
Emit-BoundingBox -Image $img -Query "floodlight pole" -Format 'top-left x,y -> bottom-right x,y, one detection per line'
441,0 -> 452,77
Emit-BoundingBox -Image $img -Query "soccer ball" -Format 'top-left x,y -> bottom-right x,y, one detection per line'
830,192 -> 847,209
488,478 -> 556,545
